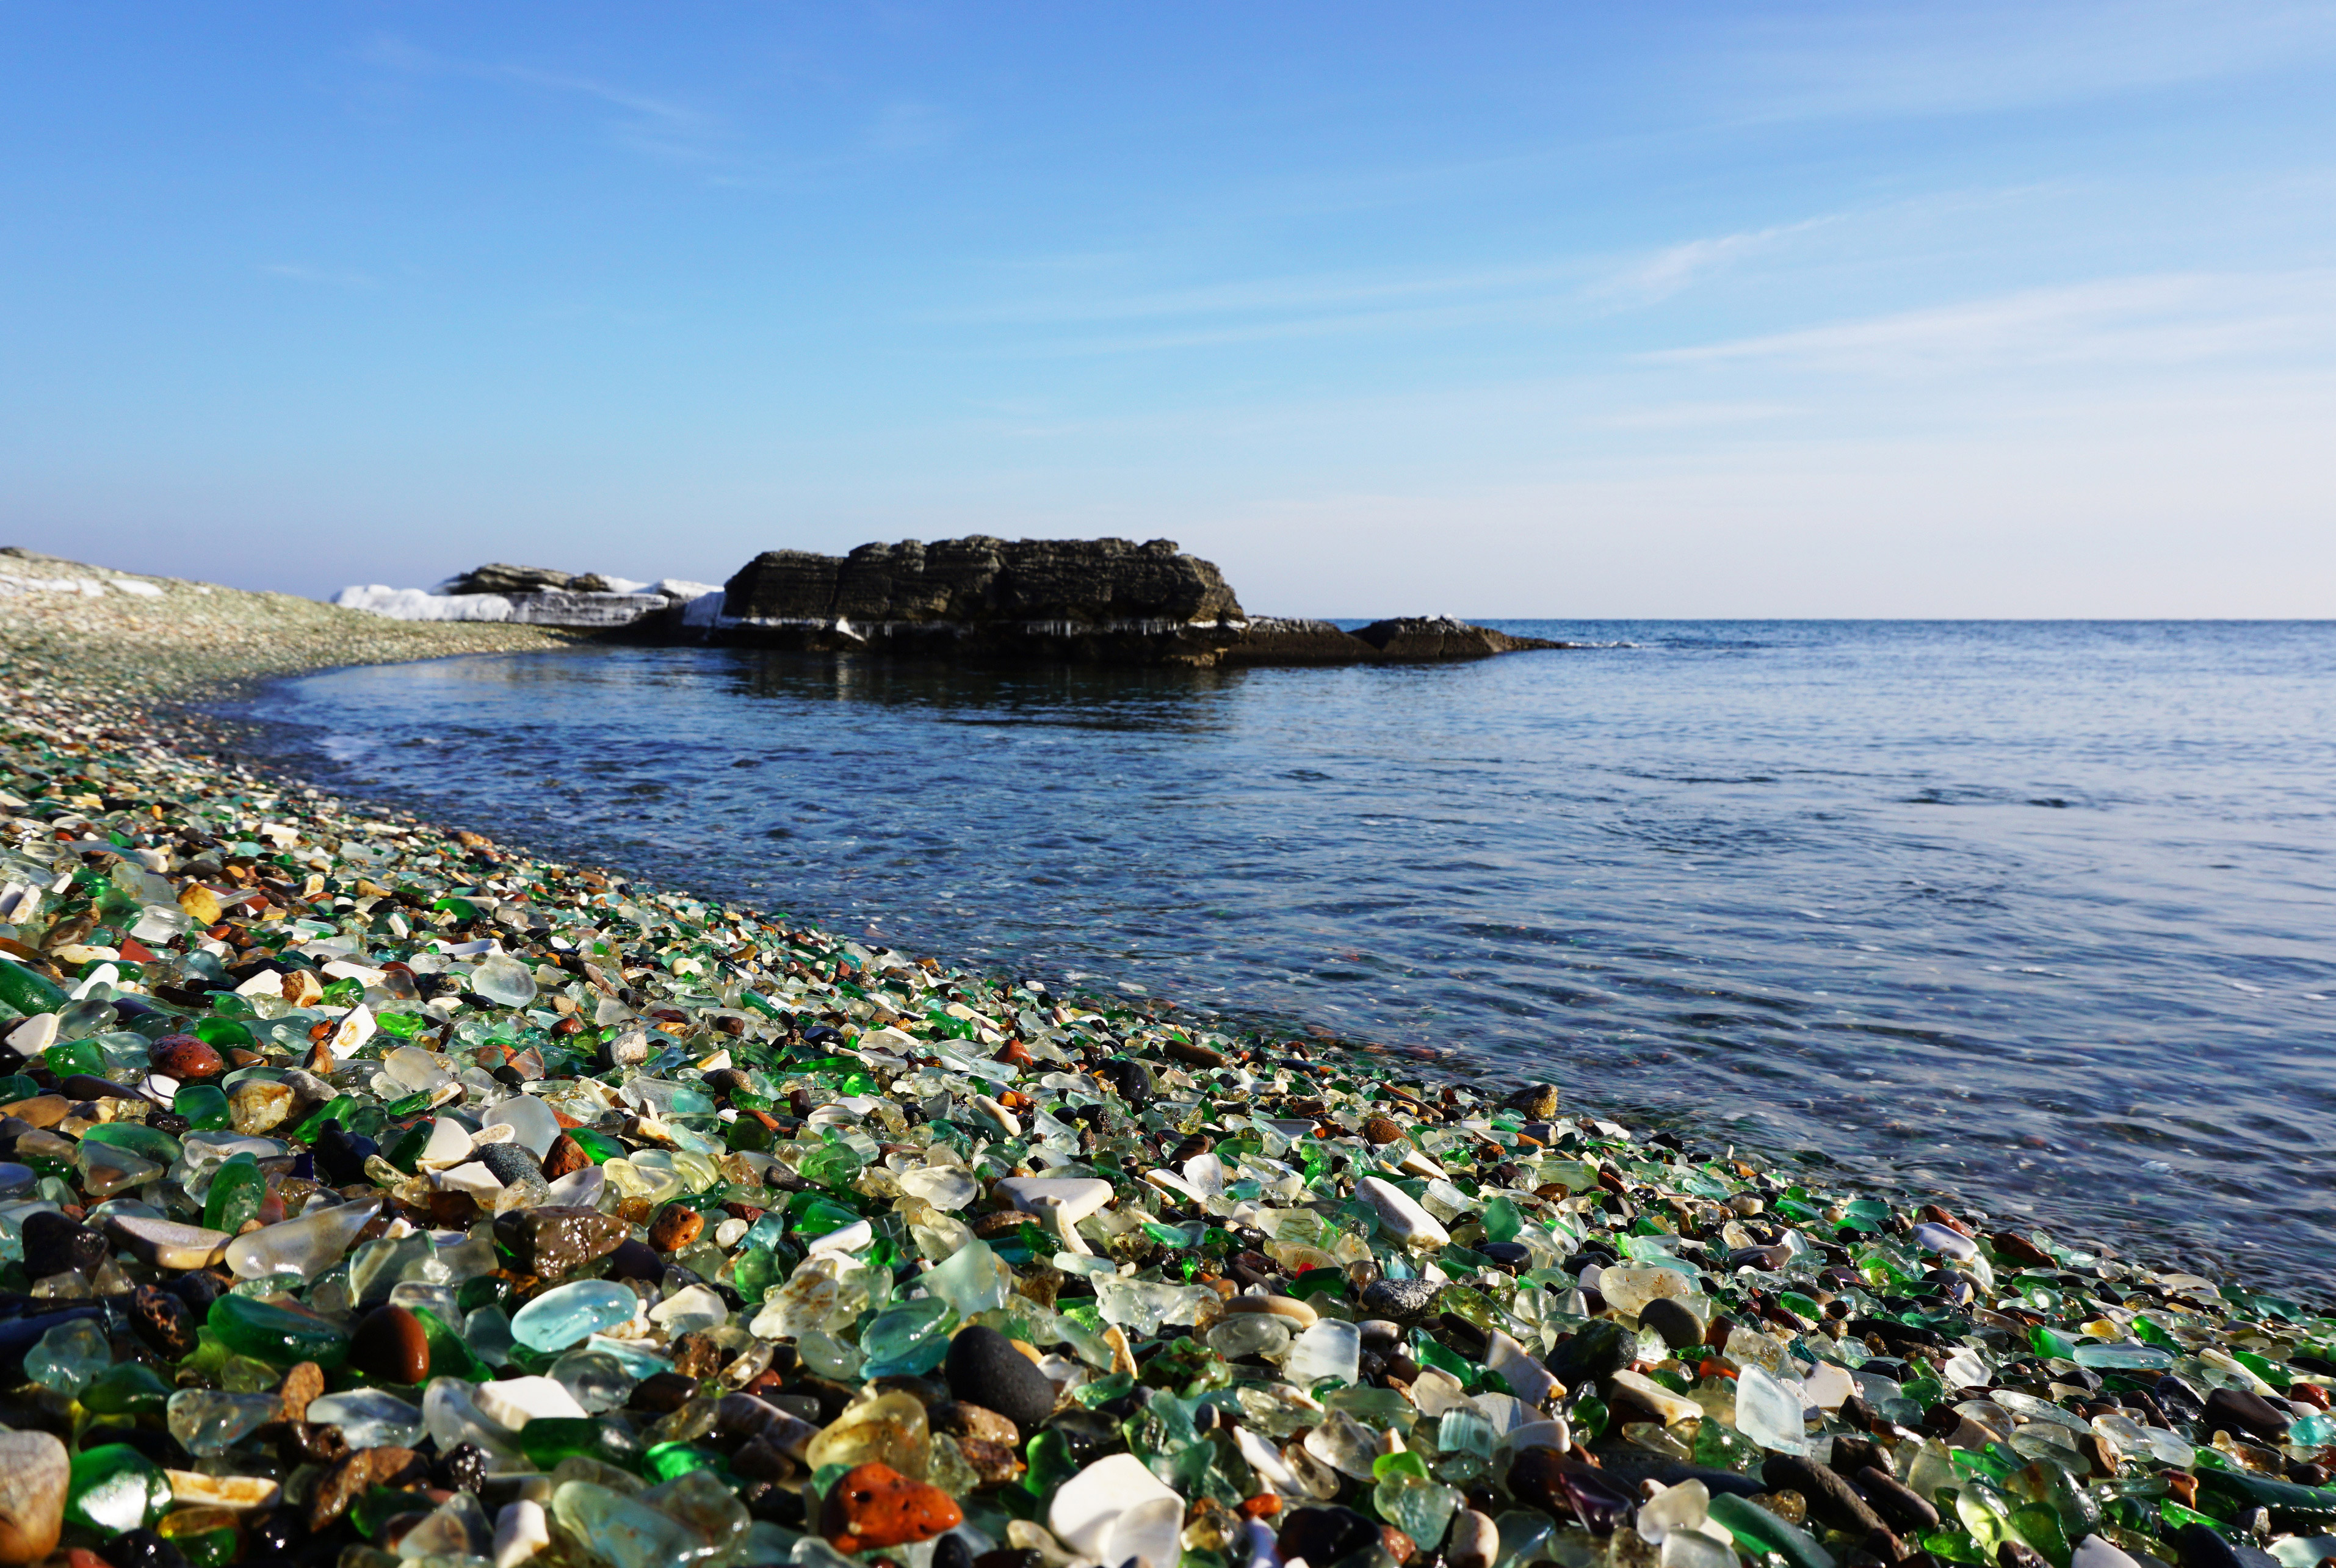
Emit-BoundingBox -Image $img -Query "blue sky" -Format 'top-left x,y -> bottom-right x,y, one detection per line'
5,2 -> 2334,616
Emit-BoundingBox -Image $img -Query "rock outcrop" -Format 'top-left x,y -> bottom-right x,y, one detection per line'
341,540 -> 1571,667
717,537 -> 1245,666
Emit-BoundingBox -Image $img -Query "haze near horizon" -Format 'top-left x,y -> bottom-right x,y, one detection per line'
5,3 -> 2335,618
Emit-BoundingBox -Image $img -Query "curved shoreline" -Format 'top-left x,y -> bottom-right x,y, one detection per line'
4,551 -> 2327,1568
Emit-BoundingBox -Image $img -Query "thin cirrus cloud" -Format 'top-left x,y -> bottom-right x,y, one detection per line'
1716,0 -> 2336,123
260,262 -> 378,289
953,220 -> 1815,355
1650,270 -> 2336,375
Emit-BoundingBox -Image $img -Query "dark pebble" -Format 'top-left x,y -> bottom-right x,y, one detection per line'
314,1122 -> 377,1186
2171,1523 -> 2284,1568
472,1142 -> 542,1187
944,1324 -> 1057,1436
1763,1455 -> 1886,1536
493,1205 -> 627,1278
1478,1241 -> 1531,1273
349,1304 -> 431,1384
1279,1506 -> 1382,1566
1360,1277 -> 1439,1321
1636,1296 -> 1705,1353
1851,1468 -> 1940,1534
1100,1058 -> 1153,1107
2203,1386 -> 2291,1443
1546,1319 -> 1632,1392
934,1535 -> 974,1568
129,1284 -> 198,1359
21,1211 -> 107,1278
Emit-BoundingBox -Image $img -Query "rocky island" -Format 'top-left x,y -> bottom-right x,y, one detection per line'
338,538 -> 1569,667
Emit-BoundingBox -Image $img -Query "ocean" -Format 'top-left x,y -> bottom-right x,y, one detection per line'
229,621 -> 2336,1290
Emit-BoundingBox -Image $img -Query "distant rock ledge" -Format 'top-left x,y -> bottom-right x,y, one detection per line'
336,538 -> 1574,667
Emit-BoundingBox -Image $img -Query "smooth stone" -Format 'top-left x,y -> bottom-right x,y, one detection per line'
1356,1177 -> 1450,1248
1638,1297 -> 1706,1353
493,1205 -> 628,1278
1223,1294 -> 1320,1328
1761,1455 -> 1886,1537
471,1142 -> 542,1187
0,1429 -> 67,1564
1449,1509 -> 1500,1568
2204,1386 -> 2291,1443
1503,1084 -> 1561,1119
2071,1537 -> 2143,1568
21,1212 -> 106,1278
152,1035 -> 225,1080
349,1305 -> 432,1384
1049,1453 -> 1184,1568
1850,1468 -> 1939,1534
944,1325 -> 1057,1436
106,1214 -> 231,1271
1611,1368 -> 1701,1425
161,1469 -> 278,1510
819,1461 -> 964,1553
994,1177 -> 1112,1223
1277,1506 -> 1383,1567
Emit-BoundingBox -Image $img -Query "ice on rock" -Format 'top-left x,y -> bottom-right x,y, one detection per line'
1732,1363 -> 1810,1455
1049,1453 -> 1185,1568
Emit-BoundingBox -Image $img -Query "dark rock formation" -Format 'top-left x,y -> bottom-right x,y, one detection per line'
1222,615 -> 1568,667
718,537 -> 1245,666
443,563 -> 588,596
1354,616 -> 1557,659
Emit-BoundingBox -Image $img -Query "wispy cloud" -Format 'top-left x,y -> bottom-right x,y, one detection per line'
360,34 -> 725,167
1590,217 -> 1837,304
261,263 -> 377,289
1651,271 -> 2336,374
1719,0 -> 2336,123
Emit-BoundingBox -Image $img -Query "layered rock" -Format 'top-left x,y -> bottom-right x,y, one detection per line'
718,537 -> 1245,666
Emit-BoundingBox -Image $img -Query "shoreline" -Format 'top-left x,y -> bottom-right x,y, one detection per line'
0,551 -> 2323,1568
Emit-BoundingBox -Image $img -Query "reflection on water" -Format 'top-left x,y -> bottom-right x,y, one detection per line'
231,621 -> 2336,1288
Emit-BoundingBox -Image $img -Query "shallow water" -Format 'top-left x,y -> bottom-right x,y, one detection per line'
233,621 -> 2336,1288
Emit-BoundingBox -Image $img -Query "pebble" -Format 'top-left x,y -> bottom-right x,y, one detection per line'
820,1462 -> 963,1553
348,1304 -> 432,1384
944,1324 -> 1058,1435
1354,1175 -> 1451,1247
104,1215 -> 231,1271
0,630 -> 2313,1568
0,1430 -> 67,1566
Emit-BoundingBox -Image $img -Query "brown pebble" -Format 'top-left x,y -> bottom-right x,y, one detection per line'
1363,1117 -> 1407,1146
152,1035 -> 226,1081
348,1304 -> 430,1384
648,1205 -> 704,1252
540,1133 -> 591,1181
308,1446 -> 421,1531
275,1361 -> 325,1423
